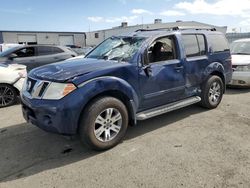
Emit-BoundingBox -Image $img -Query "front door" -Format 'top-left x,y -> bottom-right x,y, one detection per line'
139,35 -> 186,110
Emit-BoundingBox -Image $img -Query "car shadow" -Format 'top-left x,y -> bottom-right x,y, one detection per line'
226,87 -> 250,95
0,105 -> 207,182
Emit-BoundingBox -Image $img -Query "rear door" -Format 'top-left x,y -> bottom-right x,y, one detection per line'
10,47 -> 37,71
139,35 -> 186,110
36,46 -> 65,67
182,34 -> 209,87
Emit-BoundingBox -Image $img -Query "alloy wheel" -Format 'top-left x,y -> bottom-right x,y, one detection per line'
208,81 -> 221,105
0,85 -> 15,107
94,108 -> 122,142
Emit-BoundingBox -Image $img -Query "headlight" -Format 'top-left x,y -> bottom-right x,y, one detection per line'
234,65 -> 250,72
42,82 -> 76,100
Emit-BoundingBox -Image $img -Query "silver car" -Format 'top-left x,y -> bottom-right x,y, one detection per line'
228,39 -> 250,87
0,45 -> 77,71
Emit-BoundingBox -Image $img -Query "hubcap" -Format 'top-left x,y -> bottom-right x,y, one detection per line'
94,108 -> 122,142
0,86 -> 14,107
208,81 -> 221,104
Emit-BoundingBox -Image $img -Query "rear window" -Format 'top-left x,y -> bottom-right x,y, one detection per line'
209,34 -> 229,53
37,46 -> 64,56
182,34 -> 206,57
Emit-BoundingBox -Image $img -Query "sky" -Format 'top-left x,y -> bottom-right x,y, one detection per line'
1,0 -> 250,33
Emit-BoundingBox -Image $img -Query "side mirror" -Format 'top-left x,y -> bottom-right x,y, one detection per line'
208,47 -> 213,54
143,64 -> 152,77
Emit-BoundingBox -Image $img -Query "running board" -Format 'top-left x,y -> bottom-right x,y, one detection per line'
136,96 -> 201,120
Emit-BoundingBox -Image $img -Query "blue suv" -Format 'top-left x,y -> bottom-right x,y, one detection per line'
21,28 -> 232,150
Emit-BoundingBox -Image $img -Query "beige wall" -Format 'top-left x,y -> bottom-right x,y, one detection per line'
2,32 -> 86,47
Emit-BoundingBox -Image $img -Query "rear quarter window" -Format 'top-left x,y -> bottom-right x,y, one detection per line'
209,34 -> 229,53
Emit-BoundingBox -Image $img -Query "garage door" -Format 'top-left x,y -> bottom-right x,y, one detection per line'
59,35 -> 74,46
18,34 -> 37,44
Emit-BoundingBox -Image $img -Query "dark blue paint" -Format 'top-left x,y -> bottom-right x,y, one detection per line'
21,30 -> 233,135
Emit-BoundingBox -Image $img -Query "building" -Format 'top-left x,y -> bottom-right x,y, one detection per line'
226,32 -> 250,43
0,31 -> 86,47
86,20 -> 227,46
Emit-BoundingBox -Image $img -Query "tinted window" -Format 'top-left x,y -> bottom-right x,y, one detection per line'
37,46 -> 63,56
14,47 -> 35,57
52,47 -> 64,53
197,35 -> 206,55
209,34 -> 229,53
182,35 -> 200,57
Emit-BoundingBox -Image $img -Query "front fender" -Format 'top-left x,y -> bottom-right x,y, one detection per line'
75,76 -> 139,124
78,76 -> 139,105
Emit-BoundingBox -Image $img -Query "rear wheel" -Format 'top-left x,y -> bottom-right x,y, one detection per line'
79,97 -> 128,150
0,84 -> 17,108
200,75 -> 224,109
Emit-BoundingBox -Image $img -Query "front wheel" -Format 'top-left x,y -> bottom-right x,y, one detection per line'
200,75 -> 224,109
79,97 -> 128,150
0,84 -> 18,108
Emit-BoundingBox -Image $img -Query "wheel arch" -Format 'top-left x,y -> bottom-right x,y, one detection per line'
77,89 -> 136,133
204,62 -> 226,93
76,77 -> 139,133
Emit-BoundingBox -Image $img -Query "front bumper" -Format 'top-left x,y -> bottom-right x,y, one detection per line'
227,71 -> 250,87
21,90 -> 85,135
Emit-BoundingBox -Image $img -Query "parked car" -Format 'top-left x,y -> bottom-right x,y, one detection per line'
228,38 -> 250,87
0,45 -> 77,71
0,43 -> 23,52
21,27 -> 232,150
0,63 -> 26,107
66,45 -> 93,56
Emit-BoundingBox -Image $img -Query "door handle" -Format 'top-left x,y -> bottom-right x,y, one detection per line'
174,65 -> 183,72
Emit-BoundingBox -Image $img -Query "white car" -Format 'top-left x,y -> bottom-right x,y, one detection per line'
0,43 -> 23,52
228,39 -> 250,87
0,64 -> 27,107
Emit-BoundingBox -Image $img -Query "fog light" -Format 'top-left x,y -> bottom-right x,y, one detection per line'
238,80 -> 246,84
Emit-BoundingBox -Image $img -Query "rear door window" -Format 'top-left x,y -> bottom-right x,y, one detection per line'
182,35 -> 200,57
182,34 -> 207,57
37,46 -> 64,56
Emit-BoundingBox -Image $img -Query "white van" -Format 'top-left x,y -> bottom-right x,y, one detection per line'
0,43 -> 23,52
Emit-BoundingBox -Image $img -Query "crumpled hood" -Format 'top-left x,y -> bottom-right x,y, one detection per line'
232,54 -> 250,66
30,58 -> 126,82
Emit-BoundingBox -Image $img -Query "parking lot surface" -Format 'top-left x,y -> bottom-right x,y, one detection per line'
0,88 -> 250,188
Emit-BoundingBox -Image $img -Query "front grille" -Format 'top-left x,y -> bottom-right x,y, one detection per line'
38,82 -> 49,97
25,77 -> 50,99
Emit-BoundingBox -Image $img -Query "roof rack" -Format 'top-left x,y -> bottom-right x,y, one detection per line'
172,26 -> 216,31
135,26 -> 216,32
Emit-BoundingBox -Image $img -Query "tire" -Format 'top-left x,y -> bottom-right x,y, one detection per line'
200,75 -> 224,109
0,84 -> 18,108
79,97 -> 128,151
